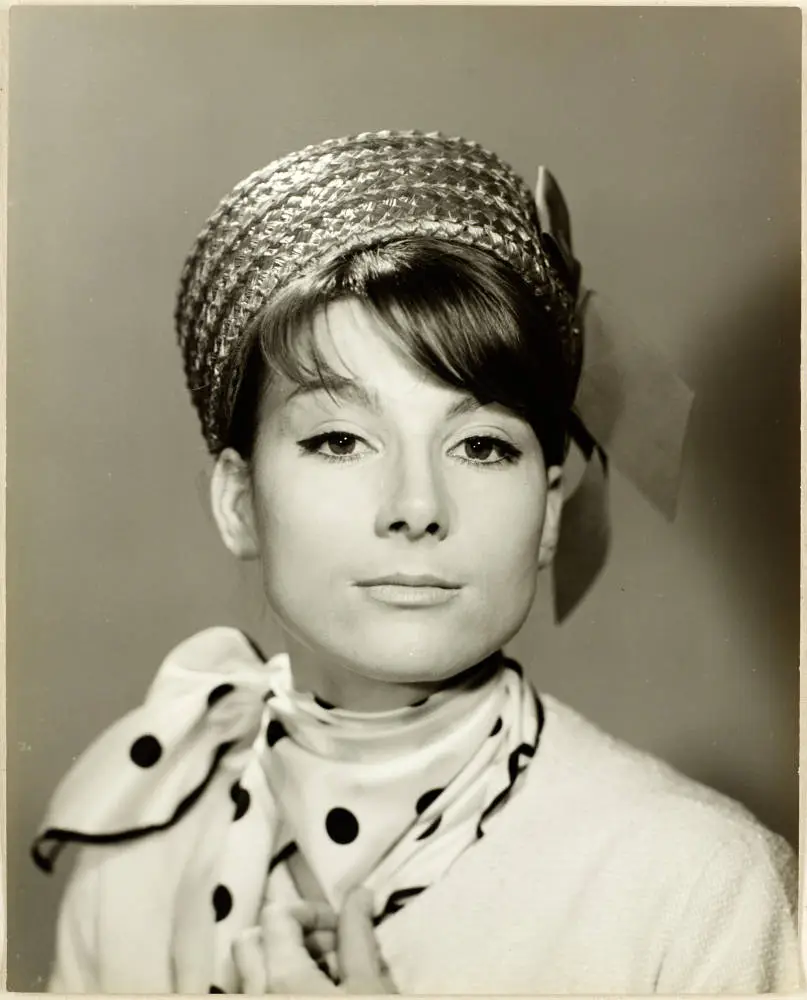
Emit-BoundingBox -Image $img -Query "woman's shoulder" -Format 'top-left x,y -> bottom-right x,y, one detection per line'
404,693 -> 800,995
478,692 -> 799,991
524,692 -> 796,889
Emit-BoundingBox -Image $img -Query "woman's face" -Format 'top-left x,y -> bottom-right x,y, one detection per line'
213,298 -> 562,688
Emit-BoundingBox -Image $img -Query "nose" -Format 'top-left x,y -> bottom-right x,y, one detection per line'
375,443 -> 451,542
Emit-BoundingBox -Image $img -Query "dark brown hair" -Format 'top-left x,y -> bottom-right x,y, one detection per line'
226,236 -> 574,465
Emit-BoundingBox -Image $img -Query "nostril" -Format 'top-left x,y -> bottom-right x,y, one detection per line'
387,519 -> 442,537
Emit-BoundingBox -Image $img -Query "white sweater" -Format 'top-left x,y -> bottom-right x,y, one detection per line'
49,693 -> 800,994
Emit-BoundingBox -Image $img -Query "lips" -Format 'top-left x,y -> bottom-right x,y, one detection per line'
356,574 -> 461,589
355,574 -> 463,608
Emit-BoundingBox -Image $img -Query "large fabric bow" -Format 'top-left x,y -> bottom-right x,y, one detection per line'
535,168 -> 694,621
32,629 -> 272,873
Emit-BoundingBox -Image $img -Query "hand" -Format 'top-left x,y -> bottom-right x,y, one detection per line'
233,889 -> 397,994
234,900 -> 336,994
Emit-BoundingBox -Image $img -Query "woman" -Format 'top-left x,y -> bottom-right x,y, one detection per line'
33,130 -> 800,994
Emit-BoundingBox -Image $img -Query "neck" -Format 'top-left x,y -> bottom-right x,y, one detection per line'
280,632 -> 492,713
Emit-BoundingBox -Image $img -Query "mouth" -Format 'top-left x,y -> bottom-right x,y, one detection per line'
355,575 -> 463,608
356,574 -> 462,589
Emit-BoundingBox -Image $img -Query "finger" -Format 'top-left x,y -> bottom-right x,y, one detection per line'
284,899 -> 339,933
304,929 -> 338,959
262,902 -> 339,995
233,926 -> 267,995
337,888 -> 394,993
314,948 -> 340,986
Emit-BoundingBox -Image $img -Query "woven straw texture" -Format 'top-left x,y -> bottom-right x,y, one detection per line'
175,130 -> 579,453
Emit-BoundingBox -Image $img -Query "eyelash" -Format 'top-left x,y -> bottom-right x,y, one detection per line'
296,432 -> 522,467
297,432 -> 368,463
453,436 -> 522,467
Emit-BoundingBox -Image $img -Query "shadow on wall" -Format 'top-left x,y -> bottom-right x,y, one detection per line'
678,259 -> 800,845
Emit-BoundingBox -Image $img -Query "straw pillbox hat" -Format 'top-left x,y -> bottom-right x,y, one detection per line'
175,130 -> 582,455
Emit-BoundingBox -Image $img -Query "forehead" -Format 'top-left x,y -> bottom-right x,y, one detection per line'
268,297 -> 462,410
315,298 -> 431,386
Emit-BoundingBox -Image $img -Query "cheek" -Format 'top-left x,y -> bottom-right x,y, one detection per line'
249,459 -> 368,581
471,489 -> 545,626
456,468 -> 546,569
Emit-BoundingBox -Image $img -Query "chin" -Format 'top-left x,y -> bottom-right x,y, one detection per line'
333,620 -> 524,685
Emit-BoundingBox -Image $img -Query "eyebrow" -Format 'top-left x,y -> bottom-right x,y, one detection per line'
285,378 -> 381,413
284,378 -> 484,419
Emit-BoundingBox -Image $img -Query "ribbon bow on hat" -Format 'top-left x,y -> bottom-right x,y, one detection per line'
534,167 -> 694,620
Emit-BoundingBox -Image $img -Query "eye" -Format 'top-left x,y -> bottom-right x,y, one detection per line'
297,431 -> 372,461
450,436 -> 521,466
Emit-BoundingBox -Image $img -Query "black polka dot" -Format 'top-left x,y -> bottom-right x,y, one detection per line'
207,683 -> 235,707
129,735 -> 162,768
489,717 -> 503,737
209,986 -> 225,994
415,788 -> 444,815
212,884 -> 233,922
325,807 -> 359,844
416,815 -> 442,840
230,781 -> 250,821
266,719 -> 288,747
314,694 -> 336,710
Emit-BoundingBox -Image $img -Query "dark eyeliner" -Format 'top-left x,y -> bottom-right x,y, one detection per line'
297,432 -> 332,454
296,430 -> 365,461
489,437 -> 521,461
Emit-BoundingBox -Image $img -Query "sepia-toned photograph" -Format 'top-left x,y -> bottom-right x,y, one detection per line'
6,5 -> 802,994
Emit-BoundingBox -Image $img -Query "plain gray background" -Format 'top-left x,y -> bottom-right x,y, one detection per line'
7,5 -> 801,991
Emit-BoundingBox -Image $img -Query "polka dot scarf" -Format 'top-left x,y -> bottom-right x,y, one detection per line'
33,628 -> 543,992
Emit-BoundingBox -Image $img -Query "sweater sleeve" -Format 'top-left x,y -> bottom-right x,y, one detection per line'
48,851 -> 101,994
656,829 -> 802,993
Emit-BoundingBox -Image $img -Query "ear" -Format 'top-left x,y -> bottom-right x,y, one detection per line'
538,465 -> 563,569
210,448 -> 260,560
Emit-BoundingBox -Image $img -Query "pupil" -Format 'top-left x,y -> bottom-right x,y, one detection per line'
466,438 -> 493,460
330,433 -> 355,455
